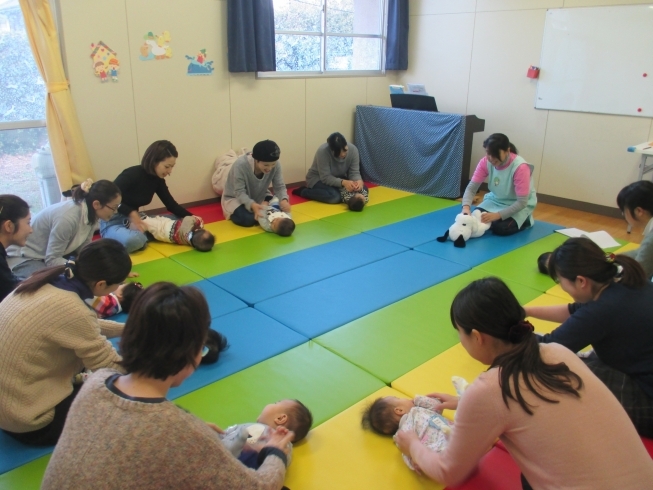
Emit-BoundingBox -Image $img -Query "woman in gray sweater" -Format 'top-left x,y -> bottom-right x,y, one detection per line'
42,282 -> 292,490
221,140 -> 291,227
294,132 -> 368,211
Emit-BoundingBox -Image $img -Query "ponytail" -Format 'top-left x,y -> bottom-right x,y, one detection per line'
451,277 -> 583,415
16,239 -> 131,295
549,237 -> 647,290
71,179 -> 121,224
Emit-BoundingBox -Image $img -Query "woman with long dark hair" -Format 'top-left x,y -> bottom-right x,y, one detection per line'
43,282 -> 292,489
0,239 -> 131,446
7,179 -> 121,278
395,277 -> 653,489
526,237 -> 653,437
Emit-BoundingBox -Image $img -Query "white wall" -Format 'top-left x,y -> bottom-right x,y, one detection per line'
58,0 -> 399,210
405,0 -> 653,208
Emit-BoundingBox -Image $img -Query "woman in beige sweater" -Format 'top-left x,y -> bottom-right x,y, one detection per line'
43,282 -> 292,490
0,239 -> 131,446
395,277 -> 653,490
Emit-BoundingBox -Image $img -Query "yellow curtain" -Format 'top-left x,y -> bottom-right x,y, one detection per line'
19,0 -> 94,192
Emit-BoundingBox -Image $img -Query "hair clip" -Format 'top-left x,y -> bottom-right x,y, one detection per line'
605,253 -> 616,263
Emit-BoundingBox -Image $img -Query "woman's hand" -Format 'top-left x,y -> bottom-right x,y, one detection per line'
427,392 -> 459,412
480,212 -> 501,224
129,212 -> 147,233
342,180 -> 356,192
127,271 -> 140,278
264,426 -> 295,455
394,430 -> 419,457
279,199 -> 291,213
352,180 -> 364,192
251,202 -> 264,218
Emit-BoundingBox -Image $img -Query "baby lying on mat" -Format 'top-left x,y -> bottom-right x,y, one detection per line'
219,399 -> 313,468
362,377 -> 468,471
257,197 -> 295,237
140,214 -> 215,251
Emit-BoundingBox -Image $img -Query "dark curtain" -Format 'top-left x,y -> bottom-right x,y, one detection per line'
227,0 -> 276,72
386,0 -> 409,70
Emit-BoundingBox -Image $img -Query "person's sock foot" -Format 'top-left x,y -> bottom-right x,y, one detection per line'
291,186 -> 306,197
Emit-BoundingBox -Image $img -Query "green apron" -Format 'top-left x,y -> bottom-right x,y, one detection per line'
478,155 -> 536,228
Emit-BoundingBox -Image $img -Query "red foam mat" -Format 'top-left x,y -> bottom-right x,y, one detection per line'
447,443 -> 522,490
187,203 -> 224,223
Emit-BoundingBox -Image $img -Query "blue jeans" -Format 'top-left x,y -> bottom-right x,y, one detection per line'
230,205 -> 258,227
100,215 -> 148,253
300,181 -> 342,204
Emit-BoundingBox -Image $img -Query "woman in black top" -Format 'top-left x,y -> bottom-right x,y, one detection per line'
100,140 -> 192,253
526,237 -> 653,437
0,195 -> 32,302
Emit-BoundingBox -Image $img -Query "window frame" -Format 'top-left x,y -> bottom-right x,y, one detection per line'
258,0 -> 388,79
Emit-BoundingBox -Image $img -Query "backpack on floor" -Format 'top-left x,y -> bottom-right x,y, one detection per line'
212,147 -> 248,195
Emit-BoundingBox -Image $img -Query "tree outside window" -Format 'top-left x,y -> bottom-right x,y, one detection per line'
269,0 -> 385,76
0,0 -> 50,213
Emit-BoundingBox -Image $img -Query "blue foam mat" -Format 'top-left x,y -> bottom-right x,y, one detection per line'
109,279 -> 247,324
168,308 -> 308,399
414,220 -> 561,268
0,433 -> 50,474
210,234 -> 408,305
255,251 -> 469,338
365,206 -> 461,248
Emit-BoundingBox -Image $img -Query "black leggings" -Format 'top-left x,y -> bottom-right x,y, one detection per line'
476,208 -> 532,237
3,383 -> 82,446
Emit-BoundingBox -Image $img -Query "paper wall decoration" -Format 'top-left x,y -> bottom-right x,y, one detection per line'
139,31 -> 172,61
185,49 -> 214,76
90,41 -> 120,82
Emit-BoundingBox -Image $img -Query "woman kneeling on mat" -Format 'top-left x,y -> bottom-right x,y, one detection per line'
526,237 -> 653,438
42,282 -> 293,490
0,239 -> 130,446
395,277 -> 653,489
461,133 -> 536,236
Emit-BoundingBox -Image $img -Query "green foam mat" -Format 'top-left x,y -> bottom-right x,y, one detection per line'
0,456 -> 48,490
130,257 -> 204,286
473,234 -> 568,292
320,195 -> 456,232
316,270 -> 543,384
170,220 -> 359,277
175,342 -> 384,428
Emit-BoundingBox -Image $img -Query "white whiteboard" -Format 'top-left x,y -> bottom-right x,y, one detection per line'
535,5 -> 653,118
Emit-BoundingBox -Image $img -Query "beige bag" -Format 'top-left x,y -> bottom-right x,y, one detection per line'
211,147 -> 248,195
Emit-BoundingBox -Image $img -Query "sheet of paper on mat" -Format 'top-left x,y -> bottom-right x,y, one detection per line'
555,228 -> 620,249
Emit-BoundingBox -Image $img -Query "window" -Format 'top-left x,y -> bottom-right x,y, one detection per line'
0,0 -> 50,214
263,0 -> 386,77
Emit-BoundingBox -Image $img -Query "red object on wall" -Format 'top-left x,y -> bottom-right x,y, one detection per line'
527,66 -> 540,79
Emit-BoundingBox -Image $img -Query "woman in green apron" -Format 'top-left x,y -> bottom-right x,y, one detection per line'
462,133 -> 537,236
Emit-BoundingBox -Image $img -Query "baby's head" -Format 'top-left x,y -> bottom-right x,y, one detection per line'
348,193 -> 366,212
257,399 -> 313,442
120,282 -> 144,313
191,229 -> 215,252
200,329 -> 229,365
271,217 -> 295,237
361,396 -> 414,436
537,252 -> 551,275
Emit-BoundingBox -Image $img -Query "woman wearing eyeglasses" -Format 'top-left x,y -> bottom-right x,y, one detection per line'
43,282 -> 292,490
6,179 -> 122,279
101,140 -> 194,253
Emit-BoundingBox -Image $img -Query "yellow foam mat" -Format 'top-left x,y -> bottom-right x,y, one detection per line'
544,284 -> 573,301
128,246 -> 165,265
367,186 -> 414,204
616,242 -> 639,254
204,220 -> 264,244
289,209 -> 317,225
284,386 -> 443,490
147,241 -> 193,257
524,293 -> 568,335
392,344 -> 486,411
292,200 -> 349,219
